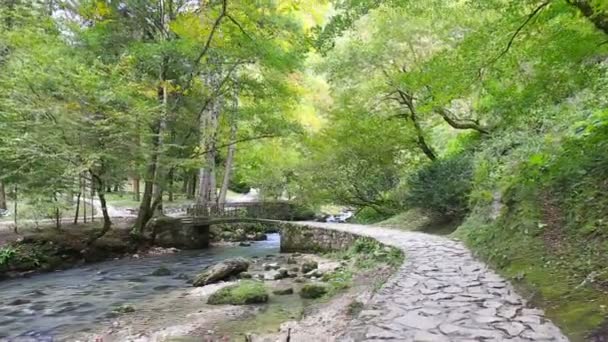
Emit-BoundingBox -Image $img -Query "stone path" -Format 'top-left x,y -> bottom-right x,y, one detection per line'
296,222 -> 569,342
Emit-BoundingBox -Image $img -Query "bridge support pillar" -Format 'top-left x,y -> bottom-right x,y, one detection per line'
147,217 -> 210,249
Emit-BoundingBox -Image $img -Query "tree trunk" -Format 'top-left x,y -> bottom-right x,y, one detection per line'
90,179 -> 95,222
568,0 -> 608,35
82,176 -> 87,223
0,182 -> 6,210
187,173 -> 197,199
74,191 -> 81,225
168,168 -> 174,202
217,86 -> 239,208
13,185 -> 17,234
134,47 -> 169,232
133,177 -> 140,201
54,194 -> 61,230
396,89 -> 437,161
198,63 -> 222,208
89,172 -> 112,243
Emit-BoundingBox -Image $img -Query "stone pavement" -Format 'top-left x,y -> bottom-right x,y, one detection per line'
296,222 -> 569,342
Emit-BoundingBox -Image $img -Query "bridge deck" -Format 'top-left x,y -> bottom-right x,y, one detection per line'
179,201 -> 295,225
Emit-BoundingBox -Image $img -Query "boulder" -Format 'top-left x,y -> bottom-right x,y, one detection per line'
273,287 -> 294,295
207,281 -> 268,305
193,258 -> 250,287
304,269 -> 324,278
151,266 -> 172,276
239,272 -> 253,279
301,260 -> 318,273
239,242 -> 252,247
263,263 -> 280,271
300,284 -> 327,299
263,268 -> 289,280
275,268 -> 289,279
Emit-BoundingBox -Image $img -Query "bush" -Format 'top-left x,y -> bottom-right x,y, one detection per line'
207,281 -> 269,305
404,153 -> 474,219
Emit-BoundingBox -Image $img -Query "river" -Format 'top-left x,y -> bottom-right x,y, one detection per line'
0,234 -> 280,340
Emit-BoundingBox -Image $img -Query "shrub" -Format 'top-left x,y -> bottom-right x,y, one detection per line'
207,281 -> 269,305
404,153 -> 474,219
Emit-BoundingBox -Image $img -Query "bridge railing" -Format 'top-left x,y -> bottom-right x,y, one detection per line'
186,201 -> 295,220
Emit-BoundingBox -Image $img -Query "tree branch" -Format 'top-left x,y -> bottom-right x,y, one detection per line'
191,134 -> 279,157
435,107 -> 490,134
479,1 -> 551,78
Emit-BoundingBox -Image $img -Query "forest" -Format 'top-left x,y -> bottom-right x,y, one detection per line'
1,0 -> 608,340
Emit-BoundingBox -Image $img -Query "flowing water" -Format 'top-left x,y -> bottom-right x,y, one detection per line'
0,234 -> 280,341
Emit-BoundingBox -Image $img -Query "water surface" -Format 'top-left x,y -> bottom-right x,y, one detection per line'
0,234 -> 280,340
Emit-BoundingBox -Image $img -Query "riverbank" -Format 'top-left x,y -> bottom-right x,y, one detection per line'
0,219 -> 277,281
71,233 -> 402,341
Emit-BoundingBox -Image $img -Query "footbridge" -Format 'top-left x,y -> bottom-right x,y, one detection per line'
178,201 -> 303,226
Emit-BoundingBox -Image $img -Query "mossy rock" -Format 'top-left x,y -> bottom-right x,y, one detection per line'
112,304 -> 136,315
301,261 -> 318,273
300,284 -> 327,299
207,281 -> 269,305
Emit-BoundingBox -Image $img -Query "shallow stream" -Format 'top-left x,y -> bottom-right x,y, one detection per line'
0,234 -> 280,340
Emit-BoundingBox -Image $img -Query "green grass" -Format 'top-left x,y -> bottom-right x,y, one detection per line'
455,190 -> 608,342
377,209 -> 459,235
215,292 -> 304,338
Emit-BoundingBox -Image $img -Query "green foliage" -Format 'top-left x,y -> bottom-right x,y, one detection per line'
404,153 -> 474,219
327,238 -> 404,269
207,281 -> 269,305
0,246 -> 17,266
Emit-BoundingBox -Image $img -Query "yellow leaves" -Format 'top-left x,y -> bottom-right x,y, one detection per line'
170,14 -> 210,42
278,0 -> 331,30
65,101 -> 82,112
87,0 -> 112,19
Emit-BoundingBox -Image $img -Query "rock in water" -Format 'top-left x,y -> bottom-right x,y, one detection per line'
301,260 -> 318,273
193,258 -> 250,286
207,281 -> 268,305
273,287 -> 294,295
151,266 -> 172,276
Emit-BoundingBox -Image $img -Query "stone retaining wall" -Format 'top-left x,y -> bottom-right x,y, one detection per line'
280,223 -> 374,253
146,217 -> 209,249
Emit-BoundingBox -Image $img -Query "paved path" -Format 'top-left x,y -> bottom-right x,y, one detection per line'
297,222 -> 569,342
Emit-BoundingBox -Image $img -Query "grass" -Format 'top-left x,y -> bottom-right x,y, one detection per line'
215,293 -> 304,338
207,280 -> 269,305
376,208 -> 460,235
456,207 -> 608,342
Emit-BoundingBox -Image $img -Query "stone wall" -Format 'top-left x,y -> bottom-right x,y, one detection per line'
280,223 -> 375,253
146,217 -> 209,249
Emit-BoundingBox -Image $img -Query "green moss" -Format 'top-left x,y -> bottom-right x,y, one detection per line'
300,283 -> 328,299
207,281 -> 269,305
216,294 -> 304,337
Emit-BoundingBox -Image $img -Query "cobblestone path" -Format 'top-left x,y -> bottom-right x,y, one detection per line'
297,222 -> 569,342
